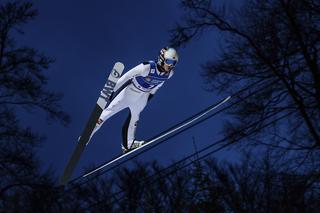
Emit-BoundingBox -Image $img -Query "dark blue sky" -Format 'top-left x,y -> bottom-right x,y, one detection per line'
16,0 -> 237,179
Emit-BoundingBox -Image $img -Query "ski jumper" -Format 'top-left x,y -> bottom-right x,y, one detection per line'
91,61 -> 174,149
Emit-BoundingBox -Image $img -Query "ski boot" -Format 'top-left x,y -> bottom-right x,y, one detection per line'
122,140 -> 146,154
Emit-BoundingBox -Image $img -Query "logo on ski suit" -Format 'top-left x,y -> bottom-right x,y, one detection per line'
133,61 -> 170,92
111,68 -> 121,78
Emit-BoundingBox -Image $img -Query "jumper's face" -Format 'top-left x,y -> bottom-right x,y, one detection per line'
162,58 -> 177,72
162,63 -> 173,72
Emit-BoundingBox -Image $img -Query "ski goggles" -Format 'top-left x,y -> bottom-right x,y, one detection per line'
164,59 -> 177,66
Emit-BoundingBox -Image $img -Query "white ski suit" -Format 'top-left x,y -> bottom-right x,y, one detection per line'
91,61 -> 173,149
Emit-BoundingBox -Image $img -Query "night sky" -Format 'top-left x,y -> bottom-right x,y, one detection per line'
16,0 -> 238,180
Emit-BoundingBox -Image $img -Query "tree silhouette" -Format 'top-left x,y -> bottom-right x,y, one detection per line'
169,0 -> 320,167
0,1 -> 70,210
75,154 -> 319,212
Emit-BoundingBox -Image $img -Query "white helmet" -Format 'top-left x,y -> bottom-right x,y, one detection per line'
157,47 -> 179,69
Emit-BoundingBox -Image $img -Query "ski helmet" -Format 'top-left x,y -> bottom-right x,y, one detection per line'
157,47 -> 179,69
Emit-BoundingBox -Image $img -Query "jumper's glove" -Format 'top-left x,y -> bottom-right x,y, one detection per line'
148,94 -> 154,102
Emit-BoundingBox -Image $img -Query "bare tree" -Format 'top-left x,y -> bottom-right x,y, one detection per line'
0,1 -> 70,210
170,0 -> 320,166
75,154 -> 319,212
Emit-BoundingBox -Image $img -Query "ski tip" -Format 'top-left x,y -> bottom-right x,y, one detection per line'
114,62 -> 125,70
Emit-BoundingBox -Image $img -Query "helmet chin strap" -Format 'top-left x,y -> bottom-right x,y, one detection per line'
157,64 -> 167,72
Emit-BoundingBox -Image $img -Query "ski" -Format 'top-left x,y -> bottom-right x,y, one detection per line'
82,95 -> 231,178
59,62 -> 124,186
